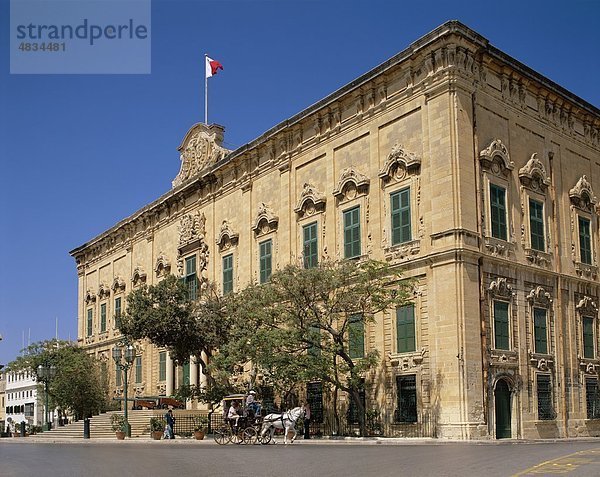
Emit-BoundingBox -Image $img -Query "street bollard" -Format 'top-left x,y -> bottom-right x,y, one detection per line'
20,421 -> 26,437
83,418 -> 90,439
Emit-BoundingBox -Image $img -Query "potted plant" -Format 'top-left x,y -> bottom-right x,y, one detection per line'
193,415 -> 209,440
111,414 -> 127,440
150,416 -> 165,440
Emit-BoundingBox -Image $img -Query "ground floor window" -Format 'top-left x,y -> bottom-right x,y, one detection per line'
395,374 -> 417,423
347,379 -> 366,424
586,377 -> 600,419
537,374 -> 554,420
306,382 -> 323,423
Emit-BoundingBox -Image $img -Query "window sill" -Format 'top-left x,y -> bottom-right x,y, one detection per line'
524,248 -> 552,267
574,261 -> 598,280
383,240 -> 421,261
483,236 -> 514,258
388,349 -> 425,370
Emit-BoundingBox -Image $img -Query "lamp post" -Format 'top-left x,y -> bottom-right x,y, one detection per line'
112,343 -> 135,437
37,364 -> 57,431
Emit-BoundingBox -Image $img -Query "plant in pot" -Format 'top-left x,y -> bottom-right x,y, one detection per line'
193,415 -> 209,440
150,416 -> 165,440
111,414 -> 127,440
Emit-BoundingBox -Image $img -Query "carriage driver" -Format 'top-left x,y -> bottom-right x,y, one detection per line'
246,390 -> 262,418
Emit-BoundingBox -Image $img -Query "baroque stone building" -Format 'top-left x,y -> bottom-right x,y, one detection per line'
70,21 -> 600,439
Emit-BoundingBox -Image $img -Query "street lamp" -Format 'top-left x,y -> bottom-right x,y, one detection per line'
37,364 -> 57,431
112,343 -> 135,437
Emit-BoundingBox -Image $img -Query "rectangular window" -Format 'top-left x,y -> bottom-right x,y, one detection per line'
537,374 -> 554,420
395,375 -> 417,423
306,382 -> 323,424
182,361 -> 191,385
135,356 -> 142,384
185,256 -> 198,300
529,198 -> 545,251
259,239 -> 272,284
579,216 -> 592,265
391,188 -> 411,245
493,301 -> 510,350
343,206 -> 361,259
222,254 -> 233,294
100,303 -> 107,333
303,222 -> 318,269
533,308 -> 548,354
158,351 -> 166,381
347,379 -> 365,424
396,305 -> 416,353
348,314 -> 365,359
86,309 -> 93,337
586,378 -> 600,419
115,364 -> 122,387
114,297 -> 122,329
490,184 -> 507,241
583,316 -> 595,359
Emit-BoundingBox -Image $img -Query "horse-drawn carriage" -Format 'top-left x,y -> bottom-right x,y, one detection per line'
213,394 -> 305,445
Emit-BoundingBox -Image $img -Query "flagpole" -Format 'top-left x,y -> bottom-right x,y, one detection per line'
204,54 -> 208,124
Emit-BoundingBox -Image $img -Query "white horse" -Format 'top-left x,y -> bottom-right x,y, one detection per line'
259,406 -> 305,444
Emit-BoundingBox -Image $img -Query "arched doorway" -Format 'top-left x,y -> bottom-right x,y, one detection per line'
495,379 -> 511,439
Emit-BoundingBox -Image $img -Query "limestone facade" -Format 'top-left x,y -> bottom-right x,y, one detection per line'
70,21 -> 600,439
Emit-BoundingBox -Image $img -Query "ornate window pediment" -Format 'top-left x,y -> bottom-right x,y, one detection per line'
333,167 -> 370,202
178,211 -> 207,250
576,296 -> 598,316
111,277 -> 126,293
294,183 -> 326,218
84,289 -> 96,304
526,286 -> 552,307
479,139 -> 513,176
154,254 -> 171,277
569,175 -> 597,213
379,144 -> 421,184
131,266 -> 147,287
488,277 -> 515,300
518,153 -> 550,191
252,203 -> 279,237
98,283 -> 111,299
216,220 -> 239,251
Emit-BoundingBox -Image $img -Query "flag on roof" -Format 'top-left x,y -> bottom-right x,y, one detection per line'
206,56 -> 223,78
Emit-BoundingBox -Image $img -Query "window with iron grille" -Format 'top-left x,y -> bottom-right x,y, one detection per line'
343,206 -> 361,259
86,308 -> 93,337
222,253 -> 233,294
586,378 -> 600,419
348,314 -> 365,359
395,374 -> 417,423
579,216 -> 592,265
158,351 -> 166,381
114,297 -> 122,329
391,188 -> 411,245
490,184 -> 507,241
493,301 -> 510,350
583,316 -> 595,359
533,307 -> 548,354
259,239 -> 272,284
306,382 -> 323,423
100,303 -> 107,333
303,222 -> 318,269
135,356 -> 142,384
396,304 -> 416,353
347,379 -> 365,424
529,198 -> 545,251
537,374 -> 554,420
185,255 -> 198,300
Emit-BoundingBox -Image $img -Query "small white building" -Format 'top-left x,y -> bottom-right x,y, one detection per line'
5,370 -> 41,430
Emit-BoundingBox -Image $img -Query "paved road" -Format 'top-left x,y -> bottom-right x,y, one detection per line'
2,439 -> 600,477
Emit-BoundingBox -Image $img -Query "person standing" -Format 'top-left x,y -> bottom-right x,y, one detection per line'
165,409 -> 176,439
303,402 -> 311,439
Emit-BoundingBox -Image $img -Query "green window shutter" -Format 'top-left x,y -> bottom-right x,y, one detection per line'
222,254 -> 234,294
537,374 -> 554,420
396,305 -> 416,353
348,314 -> 365,359
391,188 -> 411,245
490,184 -> 507,241
395,375 -> 417,423
579,216 -> 592,265
86,309 -> 93,337
303,222 -> 318,269
494,301 -> 510,350
135,356 -> 142,384
583,316 -> 595,359
259,239 -> 272,283
100,303 -> 107,333
533,308 -> 548,354
114,297 -> 122,329
158,351 -> 166,381
344,207 -> 361,258
529,199 -> 545,251
185,256 -> 198,300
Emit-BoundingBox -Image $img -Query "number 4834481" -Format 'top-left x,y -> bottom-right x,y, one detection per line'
18,43 -> 66,52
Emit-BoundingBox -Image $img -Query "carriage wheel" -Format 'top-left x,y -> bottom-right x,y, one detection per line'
230,429 -> 244,445
242,427 -> 257,445
213,427 -> 231,445
258,429 -> 272,445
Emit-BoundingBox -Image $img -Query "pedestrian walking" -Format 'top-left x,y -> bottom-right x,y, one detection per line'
164,409 -> 176,439
303,402 -> 311,439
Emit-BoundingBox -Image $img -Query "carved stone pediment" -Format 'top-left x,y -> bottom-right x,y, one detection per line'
529,351 -> 554,371
154,254 -> 171,277
85,289 -> 96,304
179,211 -> 207,249
488,277 -> 514,300
479,139 -> 513,175
172,123 -> 231,188
252,203 -> 279,237
132,266 -> 147,286
379,144 -> 421,184
294,183 -> 326,217
111,277 -> 126,293
216,220 -> 239,251
526,286 -> 552,307
569,175 -> 597,212
333,167 -> 370,202
98,283 -> 111,299
576,296 -> 598,316
518,153 -> 550,191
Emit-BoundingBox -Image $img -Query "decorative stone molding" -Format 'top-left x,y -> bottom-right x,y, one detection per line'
526,286 -> 552,308
178,211 -> 207,250
518,153 -> 550,191
379,144 -> 421,184
131,266 -> 147,287
479,139 -> 514,176
569,175 -> 597,213
484,237 -> 515,258
490,350 -> 518,367
156,383 -> 166,395
579,359 -> 600,375
133,384 -> 145,396
383,240 -> 421,262
172,123 -> 231,188
528,351 -> 554,371
294,183 -> 326,218
332,167 -> 370,202
114,386 -> 123,397
574,262 -> 598,280
576,296 -> 598,316
98,283 -> 111,299
252,203 -> 279,237
154,254 -> 171,277
388,349 -> 426,371
84,289 -> 96,304
524,248 -> 552,267
488,277 -> 515,300
216,220 -> 239,252
111,277 -> 126,293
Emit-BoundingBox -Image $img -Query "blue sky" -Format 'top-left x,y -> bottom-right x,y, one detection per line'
1,0 -> 599,366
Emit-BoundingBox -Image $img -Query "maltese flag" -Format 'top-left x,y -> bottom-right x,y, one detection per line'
206,56 -> 223,78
